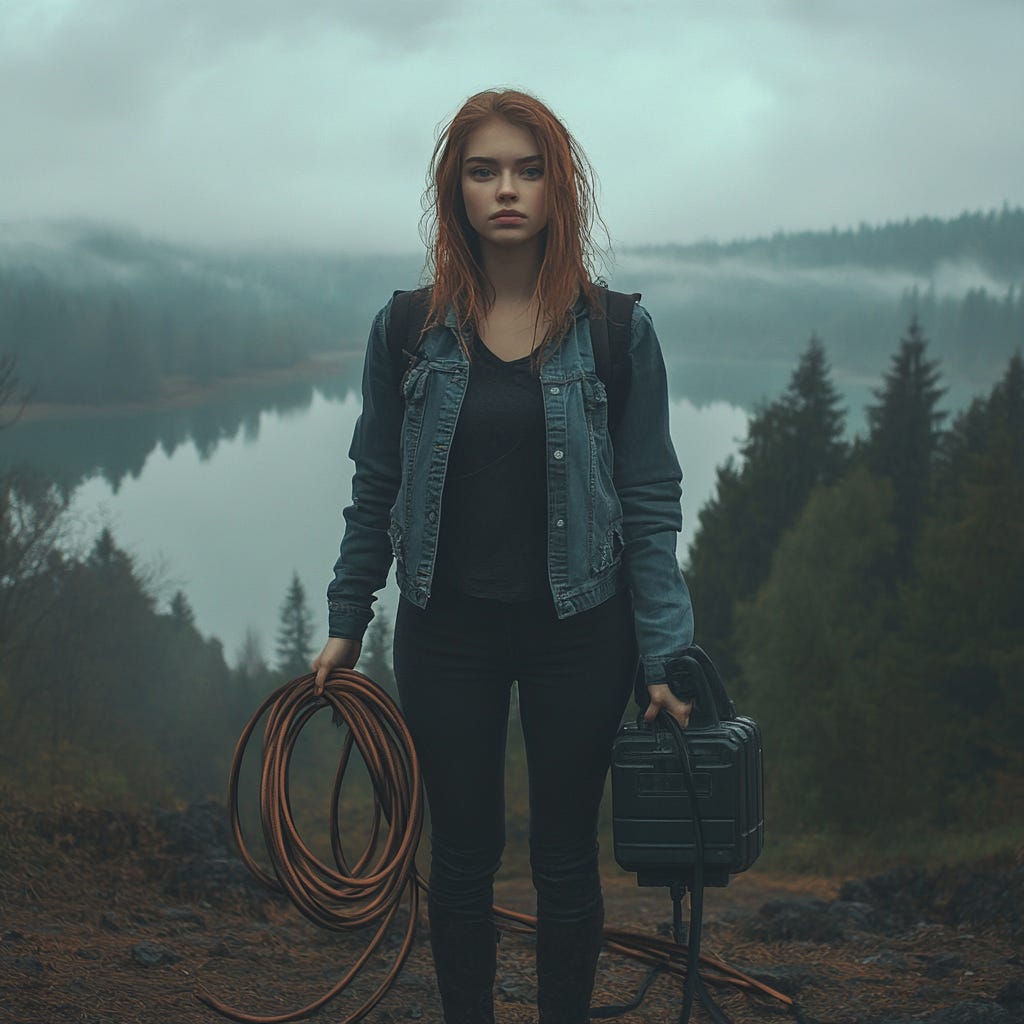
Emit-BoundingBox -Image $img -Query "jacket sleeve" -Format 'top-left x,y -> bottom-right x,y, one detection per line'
326,301 -> 402,640
612,302 -> 695,687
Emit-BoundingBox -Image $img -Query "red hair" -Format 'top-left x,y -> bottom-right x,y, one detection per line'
421,89 -> 607,358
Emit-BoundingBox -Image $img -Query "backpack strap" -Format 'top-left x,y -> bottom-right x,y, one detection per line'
591,286 -> 641,429
388,287 -> 432,393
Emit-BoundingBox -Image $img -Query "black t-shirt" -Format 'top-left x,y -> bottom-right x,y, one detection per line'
433,336 -> 549,601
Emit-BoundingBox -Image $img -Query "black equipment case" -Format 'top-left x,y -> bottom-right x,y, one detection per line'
611,647 -> 764,887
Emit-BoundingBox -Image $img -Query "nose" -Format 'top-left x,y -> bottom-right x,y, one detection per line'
497,172 -> 518,200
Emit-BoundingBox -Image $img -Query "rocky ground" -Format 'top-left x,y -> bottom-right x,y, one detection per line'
1,802 -> 1022,1024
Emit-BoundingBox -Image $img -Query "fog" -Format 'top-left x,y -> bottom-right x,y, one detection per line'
3,0 -> 1023,250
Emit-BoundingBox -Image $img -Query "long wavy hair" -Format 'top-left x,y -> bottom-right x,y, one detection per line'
420,89 -> 608,358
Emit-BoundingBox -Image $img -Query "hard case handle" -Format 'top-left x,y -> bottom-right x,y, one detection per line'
636,645 -> 737,732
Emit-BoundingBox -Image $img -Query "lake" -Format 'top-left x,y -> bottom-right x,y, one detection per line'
5,358 -> 752,664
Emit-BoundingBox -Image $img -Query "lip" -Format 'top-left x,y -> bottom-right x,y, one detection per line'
489,210 -> 527,221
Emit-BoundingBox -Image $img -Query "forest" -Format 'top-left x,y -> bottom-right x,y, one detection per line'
685,325 -> 1022,864
0,303 -> 1020,868
1,207 -> 1022,405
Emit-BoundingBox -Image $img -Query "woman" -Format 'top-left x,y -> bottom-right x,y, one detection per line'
312,89 -> 695,1024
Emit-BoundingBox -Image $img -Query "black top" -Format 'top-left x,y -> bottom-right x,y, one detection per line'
433,336 -> 549,602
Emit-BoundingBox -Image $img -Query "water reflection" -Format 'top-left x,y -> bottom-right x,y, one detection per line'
3,350 -> 808,497
4,359 -> 750,659
3,358 -> 362,492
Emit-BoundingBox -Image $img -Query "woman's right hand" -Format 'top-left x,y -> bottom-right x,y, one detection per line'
311,638 -> 362,695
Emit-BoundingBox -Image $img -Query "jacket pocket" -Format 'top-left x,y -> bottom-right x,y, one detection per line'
581,374 -> 609,428
595,520 -> 625,573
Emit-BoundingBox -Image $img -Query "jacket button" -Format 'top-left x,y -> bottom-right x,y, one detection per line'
428,511 -> 437,523
550,386 -> 560,395
556,519 -> 565,527
553,449 -> 564,460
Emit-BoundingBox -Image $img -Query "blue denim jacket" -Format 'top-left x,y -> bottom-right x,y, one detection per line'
327,294 -> 695,687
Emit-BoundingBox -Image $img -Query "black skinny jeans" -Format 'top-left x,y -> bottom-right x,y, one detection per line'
393,585 -> 636,926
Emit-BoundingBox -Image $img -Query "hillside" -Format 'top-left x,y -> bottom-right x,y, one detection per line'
1,209 -> 1021,406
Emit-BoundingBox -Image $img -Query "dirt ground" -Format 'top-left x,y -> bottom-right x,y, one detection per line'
1,803 -> 1021,1024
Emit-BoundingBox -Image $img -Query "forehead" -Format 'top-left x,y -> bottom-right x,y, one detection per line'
462,118 -> 540,161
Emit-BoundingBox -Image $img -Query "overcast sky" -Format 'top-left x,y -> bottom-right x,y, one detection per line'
3,0 -> 1023,253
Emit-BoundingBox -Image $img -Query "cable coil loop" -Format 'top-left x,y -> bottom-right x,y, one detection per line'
195,668 -> 424,1024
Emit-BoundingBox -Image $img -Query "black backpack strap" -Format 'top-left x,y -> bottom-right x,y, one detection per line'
590,288 -> 612,393
591,286 -> 641,429
388,287 -> 432,394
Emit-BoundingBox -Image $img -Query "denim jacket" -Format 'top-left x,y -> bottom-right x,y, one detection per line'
327,293 -> 695,688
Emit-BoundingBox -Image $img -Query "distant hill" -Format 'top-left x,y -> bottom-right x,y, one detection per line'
610,207 -> 1023,405
0,210 -> 1020,406
635,206 -> 1024,279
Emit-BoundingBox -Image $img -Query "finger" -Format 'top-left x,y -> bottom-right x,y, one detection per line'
314,666 -> 327,696
676,699 -> 694,729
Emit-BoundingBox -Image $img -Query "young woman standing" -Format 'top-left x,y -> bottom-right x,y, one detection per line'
312,89 -> 695,1024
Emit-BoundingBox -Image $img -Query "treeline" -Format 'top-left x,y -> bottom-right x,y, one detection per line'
686,322 -> 1023,844
0,223 -> 419,404
5,368 -> 357,496
643,206 -> 1024,278
0,487 -> 246,804
0,267 -> 313,403
3,211 -> 1023,407
643,264 -> 1024,401
0,375 -> 396,808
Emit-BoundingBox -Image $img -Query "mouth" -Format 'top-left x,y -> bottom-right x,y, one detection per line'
490,210 -> 526,221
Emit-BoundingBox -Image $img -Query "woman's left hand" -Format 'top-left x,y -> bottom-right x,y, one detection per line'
643,683 -> 694,730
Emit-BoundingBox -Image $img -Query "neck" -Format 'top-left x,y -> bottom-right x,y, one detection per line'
479,236 -> 544,305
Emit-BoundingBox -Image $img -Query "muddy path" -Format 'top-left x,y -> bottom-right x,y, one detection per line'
1,803 -> 1021,1024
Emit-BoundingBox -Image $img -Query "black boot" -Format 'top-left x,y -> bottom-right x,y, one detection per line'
536,907 -> 605,1024
427,900 -> 498,1024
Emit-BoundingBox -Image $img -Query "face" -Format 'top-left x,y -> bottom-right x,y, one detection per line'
460,118 -> 548,252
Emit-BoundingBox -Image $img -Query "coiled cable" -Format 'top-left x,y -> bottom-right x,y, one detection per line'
194,668 -> 422,1023
193,670 -> 793,1022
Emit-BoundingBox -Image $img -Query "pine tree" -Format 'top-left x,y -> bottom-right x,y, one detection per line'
275,571 -> 314,678
686,335 -> 847,681
891,353 -> 1024,824
864,316 -> 947,576
360,607 -> 396,695
785,334 -> 847,490
736,466 -> 897,831
236,626 -> 269,678
169,590 -> 195,630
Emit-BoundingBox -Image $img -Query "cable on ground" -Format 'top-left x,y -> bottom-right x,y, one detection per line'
193,670 -> 795,1022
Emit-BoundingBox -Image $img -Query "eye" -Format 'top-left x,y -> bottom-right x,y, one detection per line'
522,165 -> 544,180
468,167 -> 493,180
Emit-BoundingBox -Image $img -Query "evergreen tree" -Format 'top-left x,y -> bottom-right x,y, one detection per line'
785,334 -> 847,489
236,626 -> 269,678
275,571 -> 314,677
863,316 -> 947,576
736,466 -> 897,832
890,353 -> 1024,824
360,607 -> 396,695
169,590 -> 195,629
686,335 -> 847,681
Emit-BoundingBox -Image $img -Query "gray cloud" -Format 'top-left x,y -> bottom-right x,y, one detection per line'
2,0 -> 1022,250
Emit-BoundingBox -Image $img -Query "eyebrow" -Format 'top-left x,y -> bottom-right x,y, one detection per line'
463,154 -> 543,166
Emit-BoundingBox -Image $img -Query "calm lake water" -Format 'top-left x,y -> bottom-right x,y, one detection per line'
6,358 -> 751,663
